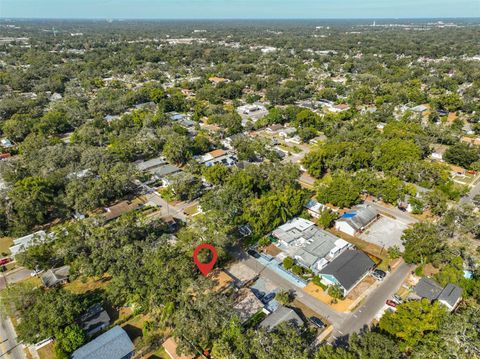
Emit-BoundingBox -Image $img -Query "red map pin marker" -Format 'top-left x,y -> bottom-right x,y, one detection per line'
193,243 -> 218,276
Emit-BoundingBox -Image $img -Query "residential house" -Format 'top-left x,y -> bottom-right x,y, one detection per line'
208,76 -> 229,85
104,114 -> 120,123
334,204 -> 378,237
71,326 -> 134,359
328,104 -> 350,113
233,288 -> 265,323
278,127 -> 296,138
0,139 -> 13,148
9,231 -> 48,258
411,277 -> 462,312
430,144 -> 449,161
103,197 -> 147,222
272,217 -> 352,273
305,199 -> 331,219
135,157 -> 167,173
195,149 -> 236,167
285,135 -> 302,145
259,306 -> 305,331
461,136 -> 480,146
41,265 -> 70,288
236,103 -> 268,125
319,249 -> 376,296
266,124 -> 284,133
449,164 -> 466,175
79,303 -> 111,337
0,153 -> 12,160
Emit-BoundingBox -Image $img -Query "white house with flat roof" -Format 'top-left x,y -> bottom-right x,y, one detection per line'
9,231 -> 48,258
271,218 -> 352,273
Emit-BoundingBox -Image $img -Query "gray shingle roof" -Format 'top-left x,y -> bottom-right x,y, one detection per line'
79,303 -> 111,337
438,283 -> 463,307
71,326 -> 134,359
259,306 -> 304,331
153,164 -> 181,178
319,250 -> 375,292
413,277 -> 443,301
337,205 -> 378,232
40,265 -> 70,288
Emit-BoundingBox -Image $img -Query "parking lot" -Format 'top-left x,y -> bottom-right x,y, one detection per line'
360,215 -> 409,250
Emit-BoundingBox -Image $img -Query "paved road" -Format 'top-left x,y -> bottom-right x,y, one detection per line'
364,200 -> 418,225
460,175 -> 480,204
231,247 -> 412,341
330,262 -> 413,342
145,192 -> 187,221
0,268 -> 31,290
229,247 -> 347,326
0,315 -> 25,359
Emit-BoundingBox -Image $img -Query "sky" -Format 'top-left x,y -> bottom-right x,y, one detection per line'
0,0 -> 479,19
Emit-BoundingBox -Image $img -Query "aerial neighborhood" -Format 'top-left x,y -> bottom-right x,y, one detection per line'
0,14 -> 479,359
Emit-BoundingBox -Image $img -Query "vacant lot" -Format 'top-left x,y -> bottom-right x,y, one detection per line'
360,215 -> 409,250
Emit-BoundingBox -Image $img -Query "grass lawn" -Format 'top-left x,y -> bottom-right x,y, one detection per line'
64,275 -> 112,295
184,204 -> 200,216
146,346 -> 171,359
37,342 -> 55,359
122,314 -> 149,345
0,237 -> 13,256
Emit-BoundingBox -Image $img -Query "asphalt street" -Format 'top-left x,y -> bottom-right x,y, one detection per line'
0,315 -> 25,359
231,246 -> 413,344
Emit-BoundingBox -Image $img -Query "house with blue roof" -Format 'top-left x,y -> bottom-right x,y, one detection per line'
334,204 -> 378,237
71,326 -> 134,359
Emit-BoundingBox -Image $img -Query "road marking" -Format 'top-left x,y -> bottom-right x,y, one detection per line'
353,314 -> 358,318
337,330 -> 344,335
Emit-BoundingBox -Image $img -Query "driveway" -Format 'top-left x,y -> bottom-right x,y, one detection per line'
228,246 -> 346,326
364,200 -> 418,225
461,175 -> 480,204
229,246 -> 413,341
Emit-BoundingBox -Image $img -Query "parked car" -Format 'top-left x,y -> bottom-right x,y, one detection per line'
261,292 -> 276,304
392,294 -> 403,304
309,316 -> 326,329
0,257 -> 11,266
30,269 -> 44,277
386,299 -> 397,308
372,269 -> 386,281
247,249 -> 260,258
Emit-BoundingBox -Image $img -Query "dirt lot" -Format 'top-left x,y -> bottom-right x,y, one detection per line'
37,342 -> 55,359
303,283 -> 353,312
346,276 -> 376,301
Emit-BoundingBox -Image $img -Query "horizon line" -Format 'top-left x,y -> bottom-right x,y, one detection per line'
1,16 -> 480,21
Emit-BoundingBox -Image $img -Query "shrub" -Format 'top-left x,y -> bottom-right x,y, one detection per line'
283,256 -> 294,270
292,265 -> 303,276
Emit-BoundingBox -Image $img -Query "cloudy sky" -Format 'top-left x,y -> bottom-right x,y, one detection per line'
0,0 -> 478,19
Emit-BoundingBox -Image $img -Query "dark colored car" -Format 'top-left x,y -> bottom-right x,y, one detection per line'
386,300 -> 397,308
247,249 -> 260,258
372,269 -> 386,281
262,292 -> 275,304
309,316 -> 326,329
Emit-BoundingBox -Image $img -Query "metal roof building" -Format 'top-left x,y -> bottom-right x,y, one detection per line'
71,326 -> 134,359
259,306 -> 304,331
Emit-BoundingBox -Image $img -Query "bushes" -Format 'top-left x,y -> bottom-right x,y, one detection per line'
283,256 -> 294,270
292,265 -> 303,276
